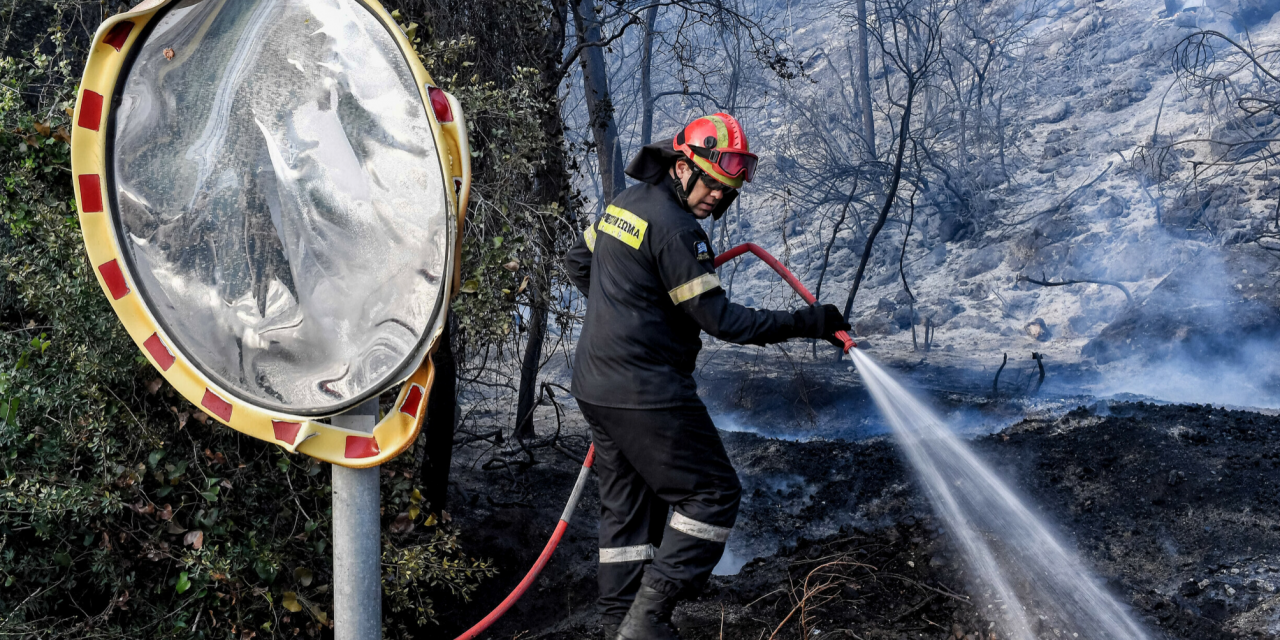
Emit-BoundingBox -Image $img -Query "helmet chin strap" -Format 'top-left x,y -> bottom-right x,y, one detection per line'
672,164 -> 704,211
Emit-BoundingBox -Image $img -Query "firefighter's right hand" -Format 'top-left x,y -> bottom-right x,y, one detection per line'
794,304 -> 851,347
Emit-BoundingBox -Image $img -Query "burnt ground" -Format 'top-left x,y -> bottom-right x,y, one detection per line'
431,398 -> 1280,640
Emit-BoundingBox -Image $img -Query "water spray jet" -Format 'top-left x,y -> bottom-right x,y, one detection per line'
851,349 -> 1151,639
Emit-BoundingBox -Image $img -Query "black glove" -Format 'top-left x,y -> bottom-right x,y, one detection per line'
793,304 -> 852,347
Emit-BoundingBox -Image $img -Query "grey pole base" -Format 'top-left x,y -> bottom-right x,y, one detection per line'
332,398 -> 382,640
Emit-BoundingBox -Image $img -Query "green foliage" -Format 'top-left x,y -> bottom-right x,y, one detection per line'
382,498 -> 496,631
394,6 -> 579,354
444,60 -> 551,344
0,4 -> 490,638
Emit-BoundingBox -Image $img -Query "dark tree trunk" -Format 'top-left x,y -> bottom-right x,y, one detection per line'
854,0 -> 875,156
510,1 -> 573,441
511,0 -> 573,441
514,287 -> 549,439
574,0 -> 626,202
419,312 -> 457,513
512,39 -> 570,441
814,188 -> 857,306
640,4 -> 659,145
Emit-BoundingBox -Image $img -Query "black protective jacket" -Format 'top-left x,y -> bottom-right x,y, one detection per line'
566,175 -> 802,409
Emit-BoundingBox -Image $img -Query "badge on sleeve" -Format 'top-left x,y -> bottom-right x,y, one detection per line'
694,241 -> 712,261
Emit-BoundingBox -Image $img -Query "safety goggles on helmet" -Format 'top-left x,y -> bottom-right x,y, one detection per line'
687,144 -> 759,183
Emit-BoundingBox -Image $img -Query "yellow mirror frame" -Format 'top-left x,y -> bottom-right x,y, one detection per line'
70,0 -> 471,468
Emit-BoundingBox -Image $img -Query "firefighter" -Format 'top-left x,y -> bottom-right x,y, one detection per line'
563,113 -> 850,640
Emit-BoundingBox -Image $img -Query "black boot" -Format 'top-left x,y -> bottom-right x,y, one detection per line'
602,621 -> 619,640
614,585 -> 680,640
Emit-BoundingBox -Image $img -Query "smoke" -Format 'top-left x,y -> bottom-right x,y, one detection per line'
1091,337 -> 1280,409
1081,238 -> 1280,409
711,412 -> 810,441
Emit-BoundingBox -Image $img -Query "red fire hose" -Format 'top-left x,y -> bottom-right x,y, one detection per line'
453,445 -> 597,639
715,243 -> 856,352
452,243 -> 851,639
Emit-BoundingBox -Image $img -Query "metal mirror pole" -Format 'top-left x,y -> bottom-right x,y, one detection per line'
331,397 -> 383,640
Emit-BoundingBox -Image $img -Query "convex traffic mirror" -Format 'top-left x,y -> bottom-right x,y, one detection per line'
72,0 -> 470,467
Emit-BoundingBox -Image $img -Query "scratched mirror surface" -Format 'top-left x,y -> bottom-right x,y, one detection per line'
111,0 -> 449,415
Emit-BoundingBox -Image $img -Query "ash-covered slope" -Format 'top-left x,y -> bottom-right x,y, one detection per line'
713,0 -> 1280,406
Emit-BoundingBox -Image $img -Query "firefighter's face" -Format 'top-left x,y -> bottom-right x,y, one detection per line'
674,160 -> 726,219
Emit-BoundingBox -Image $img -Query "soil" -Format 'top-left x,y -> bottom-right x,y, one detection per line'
431,390 -> 1280,640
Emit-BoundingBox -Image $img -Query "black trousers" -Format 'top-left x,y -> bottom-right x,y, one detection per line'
577,400 -> 742,624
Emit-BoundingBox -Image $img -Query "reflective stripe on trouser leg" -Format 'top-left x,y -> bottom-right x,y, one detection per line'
598,543 -> 656,624
580,400 -> 670,624
643,513 -> 733,598
599,543 -> 657,623
669,512 -> 731,543
600,544 -> 656,563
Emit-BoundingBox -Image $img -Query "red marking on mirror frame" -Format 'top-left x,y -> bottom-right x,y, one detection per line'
201,389 -> 233,423
273,421 -> 302,445
427,86 -> 453,123
77,90 -> 104,131
78,174 -> 103,212
400,384 -> 425,418
345,435 -> 381,459
143,333 -> 175,371
97,260 -> 130,299
103,21 -> 134,51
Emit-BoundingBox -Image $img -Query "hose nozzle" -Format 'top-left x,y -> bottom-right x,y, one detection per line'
836,331 -> 856,353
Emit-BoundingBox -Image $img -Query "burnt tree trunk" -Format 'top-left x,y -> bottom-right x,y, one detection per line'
992,352 -> 1008,398
843,77 -> 917,321
814,189 -> 858,307
640,4 -> 659,146
573,0 -> 626,202
854,0 -> 875,156
515,286 -> 549,439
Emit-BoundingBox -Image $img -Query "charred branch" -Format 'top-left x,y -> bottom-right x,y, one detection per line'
558,14 -> 640,78
1016,274 -> 1134,304
651,89 -> 726,110
1031,352 -> 1045,396
454,430 -> 504,447
493,381 -> 587,470
841,0 -> 948,321
998,162 -> 1114,232
992,352 -> 1007,399
843,84 -> 913,320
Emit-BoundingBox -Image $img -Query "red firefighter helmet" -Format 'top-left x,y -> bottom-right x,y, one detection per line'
673,113 -> 758,189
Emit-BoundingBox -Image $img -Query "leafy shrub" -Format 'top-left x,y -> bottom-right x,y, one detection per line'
0,4 -> 492,638
398,16 -> 574,353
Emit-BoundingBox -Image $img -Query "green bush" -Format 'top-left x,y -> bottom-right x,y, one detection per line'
400,21 -> 570,352
0,4 -> 492,638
